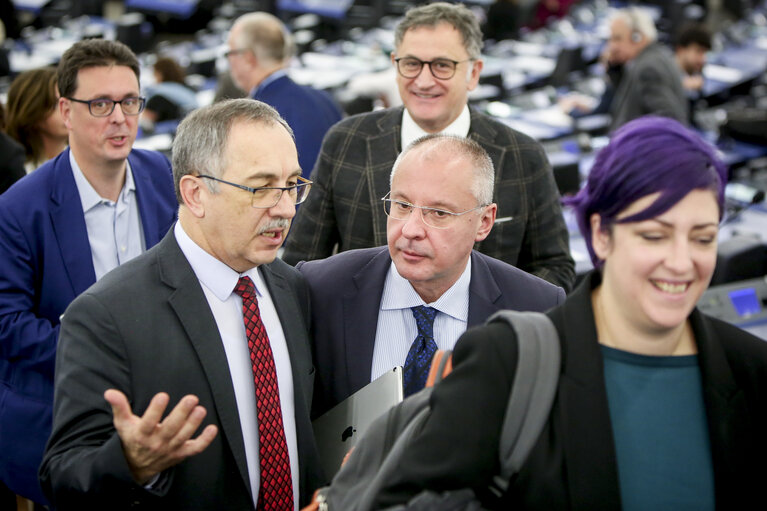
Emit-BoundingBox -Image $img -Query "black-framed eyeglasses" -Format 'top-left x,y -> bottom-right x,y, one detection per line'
394,56 -> 472,80
224,48 -> 251,59
66,96 -> 146,117
382,192 -> 487,229
198,174 -> 312,208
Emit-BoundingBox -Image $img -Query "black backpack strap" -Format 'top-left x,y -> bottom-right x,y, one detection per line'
485,310 -> 561,494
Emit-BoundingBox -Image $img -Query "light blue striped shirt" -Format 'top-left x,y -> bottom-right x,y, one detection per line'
70,152 -> 145,281
371,258 -> 472,381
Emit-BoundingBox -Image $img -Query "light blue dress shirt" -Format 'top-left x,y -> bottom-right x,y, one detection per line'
371,258 -> 472,381
70,152 -> 145,281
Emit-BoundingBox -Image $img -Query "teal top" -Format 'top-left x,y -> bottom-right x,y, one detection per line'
601,345 -> 715,511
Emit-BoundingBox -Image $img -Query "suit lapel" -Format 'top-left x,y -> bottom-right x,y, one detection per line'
344,248 -> 391,393
130,153 -> 162,248
259,262 -> 312,396
367,109 -> 404,247
49,150 -> 96,295
552,273 -> 621,510
467,252 -> 503,327
159,233 -> 252,495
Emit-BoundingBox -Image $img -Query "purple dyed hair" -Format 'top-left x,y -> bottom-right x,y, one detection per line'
565,116 -> 727,268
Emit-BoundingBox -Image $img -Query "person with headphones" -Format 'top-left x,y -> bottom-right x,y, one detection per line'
605,8 -> 688,131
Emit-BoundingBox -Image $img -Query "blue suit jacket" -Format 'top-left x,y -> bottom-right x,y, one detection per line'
296,246 -> 565,417
0,148 -> 177,502
252,74 -> 342,176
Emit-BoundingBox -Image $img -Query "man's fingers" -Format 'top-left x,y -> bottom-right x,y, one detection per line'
178,424 -> 218,458
104,389 -> 133,425
137,392 -> 171,436
155,395 -> 200,441
166,405 -> 208,450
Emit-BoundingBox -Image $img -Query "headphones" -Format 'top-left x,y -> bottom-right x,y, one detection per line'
626,9 -> 644,43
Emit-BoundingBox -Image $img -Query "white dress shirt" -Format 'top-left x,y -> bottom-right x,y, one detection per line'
401,103 -> 471,149
371,258 -> 472,381
70,151 -> 145,281
174,223 -> 299,510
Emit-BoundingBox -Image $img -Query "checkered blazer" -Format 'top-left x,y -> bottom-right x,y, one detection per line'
283,107 -> 575,291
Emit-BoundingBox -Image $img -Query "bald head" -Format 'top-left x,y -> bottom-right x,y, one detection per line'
391,134 -> 495,206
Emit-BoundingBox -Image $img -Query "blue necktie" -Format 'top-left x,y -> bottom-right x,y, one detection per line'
403,305 -> 438,397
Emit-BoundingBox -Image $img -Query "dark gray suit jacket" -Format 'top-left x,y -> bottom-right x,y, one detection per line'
40,230 -> 324,510
283,107 -> 575,291
610,42 -> 688,131
297,246 -> 565,417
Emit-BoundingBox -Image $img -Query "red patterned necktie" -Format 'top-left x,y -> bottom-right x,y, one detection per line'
234,276 -> 293,511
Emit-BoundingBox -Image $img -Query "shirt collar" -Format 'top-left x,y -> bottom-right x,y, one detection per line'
70,150 -> 136,212
174,222 -> 266,301
380,255 -> 472,321
251,69 -> 288,97
401,104 -> 471,149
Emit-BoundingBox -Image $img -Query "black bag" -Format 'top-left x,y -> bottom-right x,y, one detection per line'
313,310 -> 561,510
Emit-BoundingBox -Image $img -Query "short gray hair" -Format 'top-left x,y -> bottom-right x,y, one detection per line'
611,7 -> 657,43
390,134 -> 494,205
394,2 -> 483,60
172,99 -> 293,204
231,12 -> 294,64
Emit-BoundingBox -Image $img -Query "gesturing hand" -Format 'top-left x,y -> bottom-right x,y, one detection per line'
104,389 -> 218,485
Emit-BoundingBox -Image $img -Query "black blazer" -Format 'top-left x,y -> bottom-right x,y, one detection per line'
40,230 -> 324,509
297,246 -> 564,417
374,271 -> 767,510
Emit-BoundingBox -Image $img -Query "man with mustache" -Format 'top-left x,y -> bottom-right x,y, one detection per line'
40,99 -> 324,510
0,39 -> 176,506
298,134 -> 564,416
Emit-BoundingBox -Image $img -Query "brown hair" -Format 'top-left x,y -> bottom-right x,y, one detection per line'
153,57 -> 187,84
6,67 -> 60,163
57,39 -> 140,98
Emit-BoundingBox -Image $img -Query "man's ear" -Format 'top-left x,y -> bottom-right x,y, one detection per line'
60,97 -> 73,131
466,59 -> 483,91
179,175 -> 206,218
474,203 -> 497,242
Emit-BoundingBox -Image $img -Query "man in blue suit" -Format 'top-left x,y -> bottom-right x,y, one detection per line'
0,39 -> 177,505
227,11 -> 343,177
297,135 -> 565,417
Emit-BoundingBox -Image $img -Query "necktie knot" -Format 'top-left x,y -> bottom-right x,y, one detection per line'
234,276 -> 256,301
411,305 -> 437,339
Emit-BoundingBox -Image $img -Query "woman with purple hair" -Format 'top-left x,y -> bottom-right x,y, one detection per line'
368,116 -> 767,509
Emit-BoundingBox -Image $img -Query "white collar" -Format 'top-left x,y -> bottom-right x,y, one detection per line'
400,104 -> 471,150
174,222 -> 266,301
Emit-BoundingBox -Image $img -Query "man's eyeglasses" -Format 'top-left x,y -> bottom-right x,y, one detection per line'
198,175 -> 312,208
382,192 -> 487,229
66,96 -> 146,117
224,48 -> 250,59
394,57 -> 471,80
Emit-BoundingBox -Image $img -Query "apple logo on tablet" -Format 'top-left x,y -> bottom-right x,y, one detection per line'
341,426 -> 355,442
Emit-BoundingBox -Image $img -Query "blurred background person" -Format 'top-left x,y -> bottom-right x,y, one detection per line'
675,22 -> 712,94
361,116 -> 767,509
141,56 -> 199,131
0,101 -> 25,194
5,67 -> 68,172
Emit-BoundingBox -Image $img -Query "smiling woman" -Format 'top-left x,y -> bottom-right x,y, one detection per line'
353,116 -> 767,510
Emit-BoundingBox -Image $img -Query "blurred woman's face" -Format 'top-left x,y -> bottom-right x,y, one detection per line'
591,189 -> 719,333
